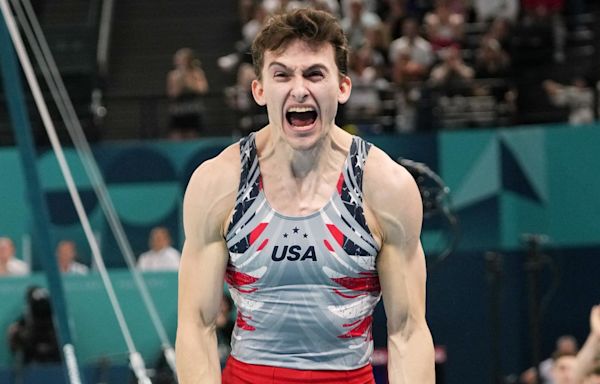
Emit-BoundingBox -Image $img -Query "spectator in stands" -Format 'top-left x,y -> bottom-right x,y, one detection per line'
345,43 -> 386,121
225,63 -> 267,135
389,18 -> 435,84
521,0 -> 564,20
473,0 -> 519,23
379,0 -> 410,41
543,77 -> 594,125
575,305 -> 600,384
474,37 -> 511,79
55,240 -> 88,275
551,351 -> 578,384
522,307 -> 600,384
484,17 -> 513,51
137,227 -> 181,271
0,237 -> 29,276
315,0 -> 341,15
548,336 -> 580,384
521,0 -> 566,62
364,22 -> 391,68
7,286 -> 61,364
340,0 -> 382,50
341,0 -> 378,18
429,45 -> 475,92
238,0 -> 255,25
388,18 -> 435,133
423,0 -> 465,51
445,0 -> 472,19
242,2 -> 271,48
260,0 -> 336,15
472,33 -> 515,111
166,47 -> 209,140
521,334 -> 579,384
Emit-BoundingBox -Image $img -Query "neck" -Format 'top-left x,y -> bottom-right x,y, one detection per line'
262,127 -> 343,180
289,140 -> 331,179
255,127 -> 351,215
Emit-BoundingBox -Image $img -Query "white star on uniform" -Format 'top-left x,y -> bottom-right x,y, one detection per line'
348,192 -> 357,205
243,147 -> 251,160
242,187 -> 253,201
356,152 -> 365,169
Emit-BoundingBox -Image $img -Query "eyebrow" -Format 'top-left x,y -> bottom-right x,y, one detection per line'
268,62 -> 330,74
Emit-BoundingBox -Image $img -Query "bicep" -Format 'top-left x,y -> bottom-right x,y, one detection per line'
178,237 -> 229,329
178,161 -> 235,330
365,151 -> 427,332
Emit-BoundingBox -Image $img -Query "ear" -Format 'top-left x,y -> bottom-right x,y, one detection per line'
251,79 -> 266,106
337,75 -> 352,104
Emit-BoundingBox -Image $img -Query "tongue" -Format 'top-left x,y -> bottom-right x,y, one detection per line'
289,112 -> 316,127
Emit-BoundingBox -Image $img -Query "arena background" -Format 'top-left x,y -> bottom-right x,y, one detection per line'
1,0 -> 600,383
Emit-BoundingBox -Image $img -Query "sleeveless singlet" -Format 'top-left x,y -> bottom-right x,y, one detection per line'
224,133 -> 381,370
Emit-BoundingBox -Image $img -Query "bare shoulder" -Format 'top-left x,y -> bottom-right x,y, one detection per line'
363,145 -> 423,243
183,143 -> 241,236
186,143 -> 240,195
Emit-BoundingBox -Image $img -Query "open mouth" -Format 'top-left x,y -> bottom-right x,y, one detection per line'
286,107 -> 318,128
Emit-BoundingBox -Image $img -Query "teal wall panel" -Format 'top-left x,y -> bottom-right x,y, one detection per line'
0,151 -> 30,246
545,127 -> 600,245
0,271 -> 177,369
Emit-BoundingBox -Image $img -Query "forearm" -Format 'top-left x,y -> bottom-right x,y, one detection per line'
176,323 -> 221,384
574,332 -> 600,382
387,321 -> 435,384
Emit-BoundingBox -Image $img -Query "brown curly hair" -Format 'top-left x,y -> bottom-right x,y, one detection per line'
251,8 -> 349,79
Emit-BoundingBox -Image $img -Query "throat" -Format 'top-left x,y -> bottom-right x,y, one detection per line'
287,111 -> 317,127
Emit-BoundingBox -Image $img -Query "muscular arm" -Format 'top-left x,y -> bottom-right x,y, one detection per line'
176,149 -> 239,383
364,148 -> 435,384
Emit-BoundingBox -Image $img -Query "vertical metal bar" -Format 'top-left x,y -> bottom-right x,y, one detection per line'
0,9 -> 83,384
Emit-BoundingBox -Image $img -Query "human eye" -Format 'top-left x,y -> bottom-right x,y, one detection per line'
306,70 -> 324,81
273,71 -> 289,80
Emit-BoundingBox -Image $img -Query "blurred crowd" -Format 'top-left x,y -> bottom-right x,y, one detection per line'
213,0 -> 597,136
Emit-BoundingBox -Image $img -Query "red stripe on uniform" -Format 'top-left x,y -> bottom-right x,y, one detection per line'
323,239 -> 334,252
332,288 -> 367,299
249,222 -> 268,245
336,173 -> 344,194
225,265 -> 260,288
236,311 -> 256,331
326,224 -> 344,247
331,275 -> 380,293
256,238 -> 268,251
339,316 -> 373,339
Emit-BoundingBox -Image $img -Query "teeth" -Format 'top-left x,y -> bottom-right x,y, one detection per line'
287,107 -> 315,113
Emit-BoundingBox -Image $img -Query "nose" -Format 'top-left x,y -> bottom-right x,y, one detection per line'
290,77 -> 309,102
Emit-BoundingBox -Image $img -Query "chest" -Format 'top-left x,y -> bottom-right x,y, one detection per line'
258,171 -> 342,217
227,200 -> 379,292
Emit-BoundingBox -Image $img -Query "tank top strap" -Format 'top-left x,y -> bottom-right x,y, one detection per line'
227,133 -> 262,234
337,136 -> 372,235
347,136 -> 371,193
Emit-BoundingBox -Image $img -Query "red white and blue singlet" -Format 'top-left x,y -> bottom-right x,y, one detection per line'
225,133 -> 381,370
